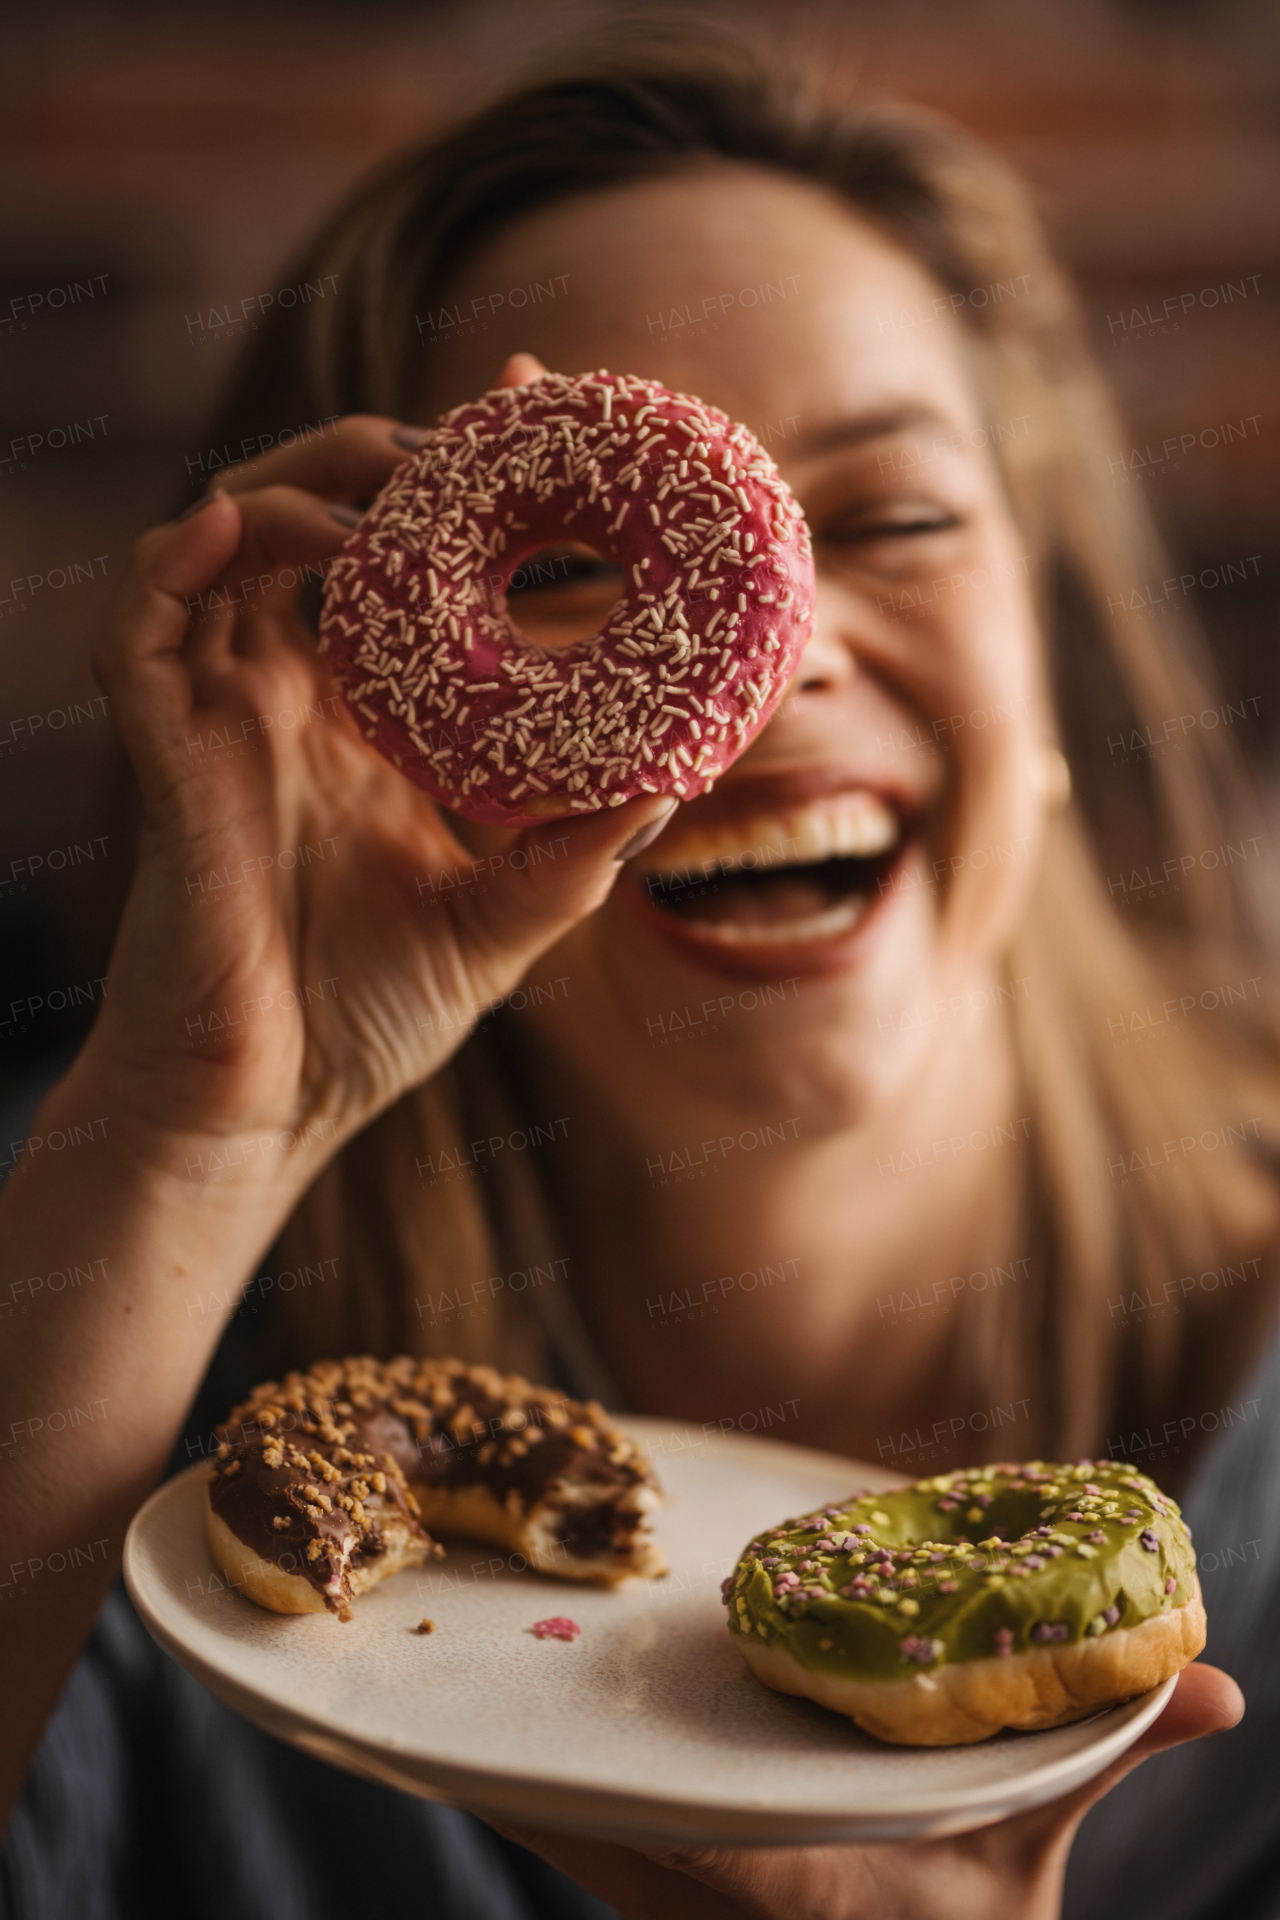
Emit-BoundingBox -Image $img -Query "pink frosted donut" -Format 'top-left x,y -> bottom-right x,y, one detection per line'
319,370 -> 814,826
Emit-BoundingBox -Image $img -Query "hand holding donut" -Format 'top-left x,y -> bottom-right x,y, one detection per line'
0,358 -> 676,1828
81,358 -> 676,1206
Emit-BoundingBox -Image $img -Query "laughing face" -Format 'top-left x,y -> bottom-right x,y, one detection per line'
423,166 -> 1049,1135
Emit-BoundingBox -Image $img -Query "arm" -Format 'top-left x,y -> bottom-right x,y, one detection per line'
0,398 -> 673,1834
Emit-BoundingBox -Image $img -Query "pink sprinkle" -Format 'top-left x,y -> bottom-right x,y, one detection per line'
1031,1621 -> 1069,1644
1165,1576 -> 1177,1594
530,1617 -> 581,1641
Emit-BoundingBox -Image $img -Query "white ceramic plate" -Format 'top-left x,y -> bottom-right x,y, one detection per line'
124,1418 -> 1174,1845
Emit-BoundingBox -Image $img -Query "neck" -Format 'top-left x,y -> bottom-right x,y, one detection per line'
517,990 -> 1029,1463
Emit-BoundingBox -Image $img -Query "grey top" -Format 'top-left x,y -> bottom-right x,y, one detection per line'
1064,1315 -> 1280,1918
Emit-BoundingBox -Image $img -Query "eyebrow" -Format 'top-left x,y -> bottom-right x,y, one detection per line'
791,404 -> 954,459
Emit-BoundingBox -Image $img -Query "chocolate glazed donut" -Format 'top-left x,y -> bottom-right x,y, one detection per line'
206,1356 -> 665,1620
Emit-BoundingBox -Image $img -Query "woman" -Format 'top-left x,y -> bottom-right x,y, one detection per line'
2,30 -> 1276,1920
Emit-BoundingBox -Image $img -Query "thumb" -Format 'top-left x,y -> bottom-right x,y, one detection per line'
1091,1661 -> 1243,1779
992,1663 -> 1243,1869
456,793 -> 677,969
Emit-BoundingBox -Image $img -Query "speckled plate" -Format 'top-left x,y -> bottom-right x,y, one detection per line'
123,1419 -> 1174,1845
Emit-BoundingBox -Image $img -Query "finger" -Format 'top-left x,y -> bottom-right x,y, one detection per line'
972,1665 -> 1245,1875
493,352 -> 551,389
194,413 -> 417,506
454,794 -> 678,986
160,484 -> 359,705
95,491 -> 246,807
192,482 -> 357,631
1088,1661 -> 1242,1777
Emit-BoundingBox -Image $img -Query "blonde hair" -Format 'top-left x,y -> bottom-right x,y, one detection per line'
211,28 -> 1280,1471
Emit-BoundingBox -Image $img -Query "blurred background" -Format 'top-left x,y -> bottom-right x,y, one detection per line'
3,0 -> 1278,1096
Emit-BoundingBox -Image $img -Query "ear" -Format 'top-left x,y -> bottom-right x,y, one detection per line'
493,353 -> 551,389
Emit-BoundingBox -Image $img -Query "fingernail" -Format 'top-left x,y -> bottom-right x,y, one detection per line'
328,504 -> 362,528
178,489 -> 222,521
614,802 -> 678,863
391,425 -> 430,451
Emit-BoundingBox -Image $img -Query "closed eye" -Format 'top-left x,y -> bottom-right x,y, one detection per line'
821,510 -> 961,546
501,542 -> 624,649
505,544 -> 622,595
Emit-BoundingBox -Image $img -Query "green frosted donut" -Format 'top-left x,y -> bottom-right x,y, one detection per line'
725,1459 -> 1200,1740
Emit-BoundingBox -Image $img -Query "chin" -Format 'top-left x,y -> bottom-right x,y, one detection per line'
540,892 -> 944,1137
692,1005 -> 941,1135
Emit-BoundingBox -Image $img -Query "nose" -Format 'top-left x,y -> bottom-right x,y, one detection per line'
788,582 -> 858,697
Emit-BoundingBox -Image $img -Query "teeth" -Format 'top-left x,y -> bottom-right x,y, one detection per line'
638,792 -> 900,878
670,898 -> 869,947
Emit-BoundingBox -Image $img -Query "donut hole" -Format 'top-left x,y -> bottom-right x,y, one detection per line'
969,1487 -> 1049,1544
501,542 -> 623,651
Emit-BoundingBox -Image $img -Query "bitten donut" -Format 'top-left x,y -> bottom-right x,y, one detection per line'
206,1413 -> 433,1623
725,1459 -> 1204,1746
318,369 -> 815,825
206,1355 -> 665,1620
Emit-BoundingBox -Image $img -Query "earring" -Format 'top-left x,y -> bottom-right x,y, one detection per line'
1032,744 -> 1071,811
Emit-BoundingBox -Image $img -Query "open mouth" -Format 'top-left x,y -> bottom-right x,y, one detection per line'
633,793 -> 906,947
